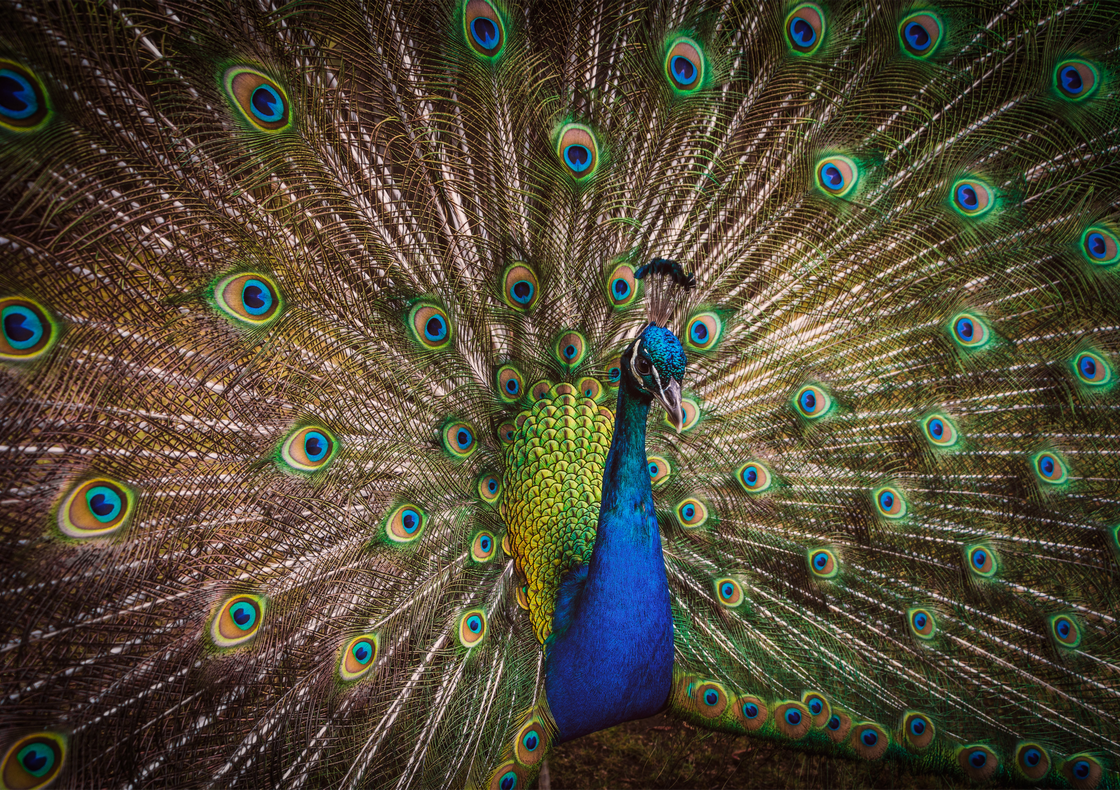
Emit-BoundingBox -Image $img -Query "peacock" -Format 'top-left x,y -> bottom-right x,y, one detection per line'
1,0 -> 1118,787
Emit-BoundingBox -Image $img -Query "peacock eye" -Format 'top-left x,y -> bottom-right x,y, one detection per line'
737,460 -> 773,493
409,303 -> 452,350
665,37 -> 704,93
457,608 -> 487,647
815,156 -> 858,197
3,733 -> 66,789
1074,351 -> 1111,386
515,719 -> 547,765
211,594 -> 265,647
950,312 -> 990,348
214,272 -> 283,326
471,530 -> 496,562
951,178 -> 993,217
280,426 -> 337,472
1033,451 -> 1068,484
385,503 -> 427,543
1015,743 -> 1050,780
340,634 -> 378,681
785,3 -> 825,55
873,486 -> 907,518
59,478 -> 134,538
556,123 -> 599,180
607,263 -> 638,308
899,13 -> 942,59
715,577 -> 743,607
1054,60 -> 1098,101
463,0 -> 505,59
1081,226 -> 1119,266
223,67 -> 291,132
0,61 -> 50,131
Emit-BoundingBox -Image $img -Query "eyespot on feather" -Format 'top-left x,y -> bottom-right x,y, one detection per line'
213,272 -> 283,326
899,13 -> 942,58
1048,613 -> 1082,649
576,377 -> 603,401
385,504 -> 426,543
849,722 -> 889,760
774,702 -> 812,739
339,634 -> 378,681
647,456 -> 672,488
733,695 -> 769,731
1014,742 -> 1051,781
900,712 -> 935,751
1081,226 -> 1119,266
58,478 -> 134,539
959,744 -> 999,781
1063,754 -> 1102,790
801,692 -> 830,727
457,608 -> 487,648
529,379 -> 553,401
1073,352 -> 1111,387
442,420 -> 478,458
1033,452 -> 1068,485
211,594 -> 265,648
785,4 -> 825,55
463,0 -> 505,59
516,583 -> 529,610
949,312 -> 989,348
1054,60 -> 1098,101
906,607 -> 936,640
0,298 -> 57,360
502,263 -> 539,310
556,123 -> 598,180
815,155 -> 858,197
223,67 -> 291,132
409,303 -> 452,350
471,530 -> 497,562
693,681 -> 729,718
496,364 -> 524,401
280,426 -> 337,472
514,718 -> 547,766
922,414 -> 959,447
964,543 -> 997,578
873,486 -> 907,519
807,547 -> 838,579
664,36 -> 704,93
554,331 -> 587,368
0,61 -> 50,132
478,474 -> 501,503
825,710 -> 852,743
488,762 -> 524,790
950,178 -> 993,217
736,460 -> 772,493
2,732 -> 66,790
605,357 -> 622,386
794,384 -> 831,419
675,498 -> 709,529
714,577 -> 744,608
685,312 -> 722,352
607,263 -> 639,308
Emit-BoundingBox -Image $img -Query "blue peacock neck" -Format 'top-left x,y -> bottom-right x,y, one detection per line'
544,380 -> 675,743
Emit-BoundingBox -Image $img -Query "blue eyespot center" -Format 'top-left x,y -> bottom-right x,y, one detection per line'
488,478 -> 498,492
1056,618 -> 1071,638
822,164 -> 843,188
1074,760 -> 1090,778
905,21 -> 930,49
683,504 -> 695,519
649,463 -> 659,476
970,750 -> 987,768
957,185 -> 978,210
1062,66 -> 1084,93
613,278 -> 630,298
86,485 -> 123,522
17,744 -> 53,776
2,305 -> 44,348
401,510 -> 420,533
499,771 -> 517,790
1086,232 -> 1107,258
424,316 -> 447,342
564,344 -> 576,359
250,85 -> 284,123
304,431 -> 328,462
1025,748 -> 1041,766
813,552 -> 828,570
457,429 -> 472,449
468,615 -> 482,633
929,419 -> 943,438
511,280 -> 533,304
671,55 -> 697,85
744,703 -> 759,718
241,279 -> 273,315
564,144 -> 591,172
972,549 -> 987,568
910,718 -> 926,735
523,732 -> 538,751
861,729 -> 878,747
353,641 -> 371,663
879,491 -> 894,510
801,390 -> 816,411
785,709 -> 802,725
691,322 -> 708,341
745,467 -> 758,484
956,318 -> 973,339
809,699 -> 822,714
704,689 -> 719,705
790,17 -> 816,46
827,715 -> 840,730
914,613 -> 927,629
0,69 -> 38,119
471,17 -> 499,50
721,582 -> 734,598
1080,356 -> 1096,377
231,601 -> 256,630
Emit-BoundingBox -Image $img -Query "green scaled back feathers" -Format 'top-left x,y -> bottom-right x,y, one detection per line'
1,0 -> 1119,788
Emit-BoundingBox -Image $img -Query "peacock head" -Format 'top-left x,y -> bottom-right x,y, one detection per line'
623,323 -> 687,431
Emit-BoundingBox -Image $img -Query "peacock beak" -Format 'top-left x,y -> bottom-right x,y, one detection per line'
656,379 -> 684,433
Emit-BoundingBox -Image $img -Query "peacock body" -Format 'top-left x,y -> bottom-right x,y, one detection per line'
1,0 -> 1119,787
